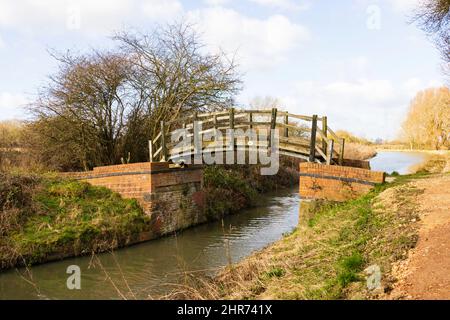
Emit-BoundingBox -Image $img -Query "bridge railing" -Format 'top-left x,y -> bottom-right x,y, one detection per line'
149,108 -> 345,165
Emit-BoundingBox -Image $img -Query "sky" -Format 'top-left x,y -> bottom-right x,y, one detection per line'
0,0 -> 445,140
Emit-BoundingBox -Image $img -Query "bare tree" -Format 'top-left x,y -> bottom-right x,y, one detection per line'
28,23 -> 241,170
414,0 -> 450,79
30,51 -> 133,170
249,96 -> 282,110
114,23 -> 241,141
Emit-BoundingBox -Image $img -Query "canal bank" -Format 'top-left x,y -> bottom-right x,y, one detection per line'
173,152 -> 448,300
0,186 -> 301,299
0,152 -> 429,299
0,163 -> 299,272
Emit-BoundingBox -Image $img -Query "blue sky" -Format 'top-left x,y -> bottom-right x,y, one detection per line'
0,0 -> 445,139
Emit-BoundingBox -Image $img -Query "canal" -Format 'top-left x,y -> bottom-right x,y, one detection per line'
0,151 -> 427,299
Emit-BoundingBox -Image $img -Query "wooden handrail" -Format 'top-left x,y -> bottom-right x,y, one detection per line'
276,122 -> 308,131
153,131 -> 162,144
153,146 -> 162,158
149,108 -> 344,164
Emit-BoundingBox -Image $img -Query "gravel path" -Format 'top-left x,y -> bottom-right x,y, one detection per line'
389,175 -> 450,299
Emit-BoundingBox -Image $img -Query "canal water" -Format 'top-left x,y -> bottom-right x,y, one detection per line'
370,151 -> 427,175
0,151 -> 427,299
0,188 -> 300,299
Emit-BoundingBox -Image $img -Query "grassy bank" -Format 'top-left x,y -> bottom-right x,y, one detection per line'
174,173 -> 425,299
0,163 -> 299,270
0,172 -> 150,270
171,154 -> 450,300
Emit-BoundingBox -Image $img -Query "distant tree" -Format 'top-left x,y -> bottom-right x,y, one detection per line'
25,115 -> 94,171
0,121 -> 25,170
401,87 -> 450,150
249,96 -> 282,110
374,138 -> 384,145
0,121 -> 24,150
335,130 -> 373,145
247,96 -> 313,140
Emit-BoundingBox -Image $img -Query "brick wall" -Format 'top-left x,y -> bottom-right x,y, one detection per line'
299,163 -> 385,201
61,162 -> 206,239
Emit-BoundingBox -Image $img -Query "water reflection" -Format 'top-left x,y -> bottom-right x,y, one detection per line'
370,151 -> 427,174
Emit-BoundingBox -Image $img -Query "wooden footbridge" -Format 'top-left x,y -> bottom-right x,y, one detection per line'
149,108 -> 345,165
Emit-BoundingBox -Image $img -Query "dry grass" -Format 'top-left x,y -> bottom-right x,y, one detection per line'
376,144 -> 410,150
160,175 -> 424,300
344,142 -> 377,160
410,152 -> 450,174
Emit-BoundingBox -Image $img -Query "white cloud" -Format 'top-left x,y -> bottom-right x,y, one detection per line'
0,34 -> 4,48
204,0 -> 230,6
323,79 -> 395,103
188,7 -> 309,69
0,0 -> 133,34
0,92 -> 29,119
281,77 -> 440,139
0,0 -> 184,35
385,0 -> 421,13
249,0 -> 309,11
142,0 -> 183,21
0,0 -> 308,62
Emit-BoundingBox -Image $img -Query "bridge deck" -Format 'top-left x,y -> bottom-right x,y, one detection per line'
149,108 -> 345,165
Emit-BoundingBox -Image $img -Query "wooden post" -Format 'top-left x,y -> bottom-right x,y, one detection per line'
339,138 -> 345,165
193,111 -> 198,131
309,115 -> 318,162
322,116 -> 327,157
193,120 -> 202,161
213,113 -> 218,129
249,112 -> 253,129
149,140 -> 153,162
269,108 -> 277,148
326,139 -> 334,165
229,108 -> 235,154
160,121 -> 167,162
270,108 -> 278,129
284,113 -> 289,138
229,108 -> 235,129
